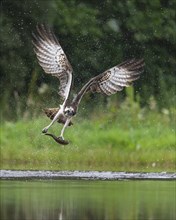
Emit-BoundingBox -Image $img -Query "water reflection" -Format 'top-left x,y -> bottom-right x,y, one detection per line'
0,180 -> 175,220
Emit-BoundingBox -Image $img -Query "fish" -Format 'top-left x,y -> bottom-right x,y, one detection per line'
44,133 -> 69,145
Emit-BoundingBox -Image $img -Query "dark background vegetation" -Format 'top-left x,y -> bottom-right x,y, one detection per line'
1,0 -> 176,121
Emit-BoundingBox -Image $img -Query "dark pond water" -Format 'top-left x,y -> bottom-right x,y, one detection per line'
0,180 -> 175,220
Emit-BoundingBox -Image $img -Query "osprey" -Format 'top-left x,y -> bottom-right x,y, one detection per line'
32,24 -> 145,145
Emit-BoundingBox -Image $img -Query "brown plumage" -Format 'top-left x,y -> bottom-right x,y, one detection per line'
32,24 -> 72,101
71,59 -> 145,107
43,108 -> 73,126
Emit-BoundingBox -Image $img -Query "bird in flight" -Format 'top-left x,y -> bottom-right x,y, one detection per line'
32,24 -> 145,145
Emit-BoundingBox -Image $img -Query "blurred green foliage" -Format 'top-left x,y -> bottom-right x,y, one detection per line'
1,0 -> 176,120
0,97 -> 175,171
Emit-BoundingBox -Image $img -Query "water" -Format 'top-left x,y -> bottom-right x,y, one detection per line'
1,170 -> 175,180
0,180 -> 175,220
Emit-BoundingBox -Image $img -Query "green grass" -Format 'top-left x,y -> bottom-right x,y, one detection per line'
0,106 -> 175,172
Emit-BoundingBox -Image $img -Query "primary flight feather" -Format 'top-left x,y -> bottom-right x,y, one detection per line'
32,24 -> 72,101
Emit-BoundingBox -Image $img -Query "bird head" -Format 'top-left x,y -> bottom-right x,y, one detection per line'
64,106 -> 75,117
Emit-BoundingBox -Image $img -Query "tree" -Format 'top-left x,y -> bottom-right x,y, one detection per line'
1,0 -> 175,120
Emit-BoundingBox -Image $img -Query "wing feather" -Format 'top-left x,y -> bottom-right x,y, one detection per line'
32,24 -> 73,101
72,59 -> 144,107
90,59 -> 144,95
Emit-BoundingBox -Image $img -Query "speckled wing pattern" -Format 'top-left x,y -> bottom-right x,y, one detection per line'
32,24 -> 73,100
89,59 -> 145,95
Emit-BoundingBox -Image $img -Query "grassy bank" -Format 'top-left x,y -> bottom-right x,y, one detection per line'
0,105 -> 175,172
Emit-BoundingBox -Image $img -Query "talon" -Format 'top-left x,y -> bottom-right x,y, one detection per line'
42,127 -> 48,133
59,136 -> 64,141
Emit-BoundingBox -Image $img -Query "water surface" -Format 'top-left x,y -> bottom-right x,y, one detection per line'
0,180 -> 175,220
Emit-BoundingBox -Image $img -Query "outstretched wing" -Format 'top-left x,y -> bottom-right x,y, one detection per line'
89,59 -> 144,95
72,59 -> 145,106
32,24 -> 73,101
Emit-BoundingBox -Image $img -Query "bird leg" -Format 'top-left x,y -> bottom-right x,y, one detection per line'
59,118 -> 71,140
42,105 -> 64,133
